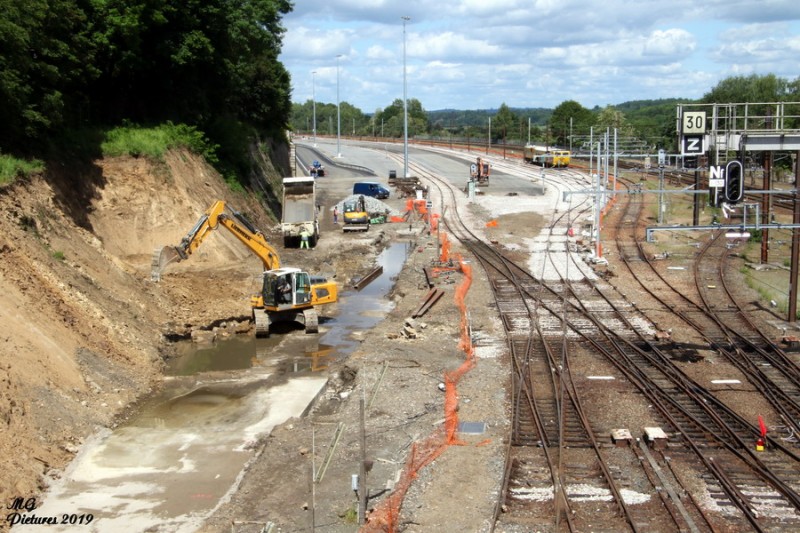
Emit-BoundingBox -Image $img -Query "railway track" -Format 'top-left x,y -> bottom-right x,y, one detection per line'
381,148 -> 800,531
603,177 -> 800,530
394,156 -> 678,531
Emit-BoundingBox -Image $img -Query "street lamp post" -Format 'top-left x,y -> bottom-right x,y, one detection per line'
312,71 -> 317,146
336,54 -> 342,157
402,16 -> 410,178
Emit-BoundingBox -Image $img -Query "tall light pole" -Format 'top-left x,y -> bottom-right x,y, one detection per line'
402,16 -> 410,177
312,71 -> 317,146
336,54 -> 342,157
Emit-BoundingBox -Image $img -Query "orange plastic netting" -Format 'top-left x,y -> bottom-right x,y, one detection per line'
439,232 -> 450,263
361,252 -> 475,532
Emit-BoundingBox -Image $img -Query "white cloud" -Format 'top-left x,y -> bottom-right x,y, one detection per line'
643,29 -> 696,57
280,0 -> 800,111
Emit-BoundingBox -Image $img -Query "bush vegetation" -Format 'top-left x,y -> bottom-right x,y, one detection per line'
0,153 -> 45,186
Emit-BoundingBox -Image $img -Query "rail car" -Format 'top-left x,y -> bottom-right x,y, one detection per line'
523,145 -> 571,168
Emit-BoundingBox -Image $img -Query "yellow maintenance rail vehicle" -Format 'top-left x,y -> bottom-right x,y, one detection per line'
153,200 -> 337,337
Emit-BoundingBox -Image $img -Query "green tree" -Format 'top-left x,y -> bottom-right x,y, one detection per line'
702,73 -> 789,103
594,105 -> 634,137
0,0 -> 97,148
373,98 -> 428,138
492,103 -> 517,142
87,0 -> 293,132
549,100 -> 594,148
0,0 -> 294,152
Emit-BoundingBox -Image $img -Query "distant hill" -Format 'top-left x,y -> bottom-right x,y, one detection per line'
427,99 -> 694,129
428,107 -> 552,128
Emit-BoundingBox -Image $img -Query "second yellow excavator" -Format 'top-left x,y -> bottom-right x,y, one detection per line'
153,200 -> 337,337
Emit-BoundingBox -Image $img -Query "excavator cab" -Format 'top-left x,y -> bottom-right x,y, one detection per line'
252,267 -> 338,337
261,269 -> 313,308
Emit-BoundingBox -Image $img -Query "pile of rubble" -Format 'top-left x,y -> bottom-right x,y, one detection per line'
334,195 -> 401,217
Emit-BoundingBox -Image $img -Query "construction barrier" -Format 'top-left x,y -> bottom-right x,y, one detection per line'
439,232 -> 450,263
588,180 -> 622,259
444,255 -> 475,444
361,252 -> 475,532
430,213 -> 440,233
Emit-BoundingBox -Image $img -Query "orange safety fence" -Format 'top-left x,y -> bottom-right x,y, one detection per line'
444,255 -> 476,444
402,198 -> 431,225
361,252 -> 475,533
599,179 -> 621,221
595,180 -> 621,258
439,231 -> 450,263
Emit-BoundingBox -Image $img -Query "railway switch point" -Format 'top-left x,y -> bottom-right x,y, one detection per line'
611,429 -> 633,447
644,427 -> 668,450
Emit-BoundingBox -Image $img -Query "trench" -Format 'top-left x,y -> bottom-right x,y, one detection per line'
20,241 -> 411,533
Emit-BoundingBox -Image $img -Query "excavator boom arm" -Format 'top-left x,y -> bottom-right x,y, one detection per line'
174,200 -> 280,270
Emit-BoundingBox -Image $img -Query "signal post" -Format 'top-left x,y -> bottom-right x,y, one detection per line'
677,103 -> 800,322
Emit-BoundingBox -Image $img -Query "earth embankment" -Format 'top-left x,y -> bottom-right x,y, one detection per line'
0,150 -> 277,525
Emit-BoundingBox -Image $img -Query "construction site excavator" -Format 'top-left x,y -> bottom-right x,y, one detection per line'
152,200 -> 337,337
342,195 -> 370,232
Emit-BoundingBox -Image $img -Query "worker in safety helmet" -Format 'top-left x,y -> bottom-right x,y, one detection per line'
299,228 -> 311,249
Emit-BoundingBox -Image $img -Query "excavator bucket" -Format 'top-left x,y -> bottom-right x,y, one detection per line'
150,246 -> 183,281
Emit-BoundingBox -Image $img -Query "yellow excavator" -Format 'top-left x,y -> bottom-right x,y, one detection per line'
342,195 -> 370,232
153,200 -> 337,337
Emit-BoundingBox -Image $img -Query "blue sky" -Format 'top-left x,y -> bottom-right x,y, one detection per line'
279,0 -> 800,112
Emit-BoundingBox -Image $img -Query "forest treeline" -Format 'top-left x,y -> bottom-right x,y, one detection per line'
0,0 -> 293,155
291,73 -> 800,153
3,0 -> 799,169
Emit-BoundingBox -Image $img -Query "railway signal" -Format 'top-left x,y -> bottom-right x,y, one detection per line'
724,160 -> 744,204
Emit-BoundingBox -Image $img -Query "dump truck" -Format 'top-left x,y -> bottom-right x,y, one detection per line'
282,177 -> 319,247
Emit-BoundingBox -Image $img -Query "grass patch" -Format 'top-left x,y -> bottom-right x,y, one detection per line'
0,153 -> 45,186
341,507 -> 358,524
101,122 -> 219,163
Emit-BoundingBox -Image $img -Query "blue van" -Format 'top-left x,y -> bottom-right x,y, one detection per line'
353,181 -> 390,199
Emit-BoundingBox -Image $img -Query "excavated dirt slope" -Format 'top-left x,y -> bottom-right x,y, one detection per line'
0,150 -> 281,528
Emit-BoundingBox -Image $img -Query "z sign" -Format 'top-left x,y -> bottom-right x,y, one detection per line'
682,135 -> 704,155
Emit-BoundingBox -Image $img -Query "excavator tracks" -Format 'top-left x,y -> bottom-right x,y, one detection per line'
303,308 -> 319,333
253,309 -> 271,337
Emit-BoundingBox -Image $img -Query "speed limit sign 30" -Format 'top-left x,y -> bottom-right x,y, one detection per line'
682,111 -> 706,135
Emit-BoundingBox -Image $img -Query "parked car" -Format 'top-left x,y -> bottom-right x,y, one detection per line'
353,181 -> 390,199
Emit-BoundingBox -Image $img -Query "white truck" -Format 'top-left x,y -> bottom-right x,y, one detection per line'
281,177 -> 319,247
